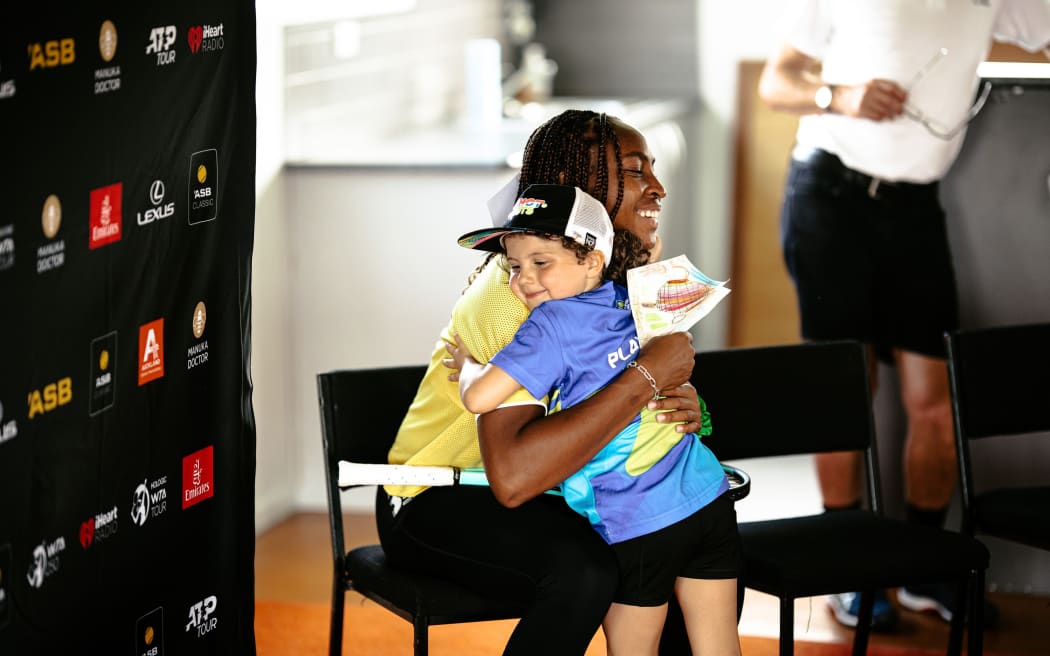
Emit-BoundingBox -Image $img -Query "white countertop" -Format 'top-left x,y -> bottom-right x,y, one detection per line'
284,96 -> 697,169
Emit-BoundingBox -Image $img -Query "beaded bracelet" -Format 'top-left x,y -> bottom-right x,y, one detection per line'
627,360 -> 660,399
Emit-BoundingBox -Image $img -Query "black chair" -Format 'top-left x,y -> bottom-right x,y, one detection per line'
946,322 -> 1050,552
691,340 -> 989,656
317,366 -> 523,656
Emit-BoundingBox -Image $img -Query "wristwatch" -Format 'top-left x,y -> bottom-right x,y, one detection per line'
815,84 -> 834,112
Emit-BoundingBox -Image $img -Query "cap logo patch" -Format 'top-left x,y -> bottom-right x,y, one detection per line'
513,198 -> 547,216
584,234 -> 596,249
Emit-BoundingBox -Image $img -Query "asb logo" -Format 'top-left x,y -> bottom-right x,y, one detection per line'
138,318 -> 164,385
89,183 -> 123,249
90,332 -> 117,415
188,149 -> 218,224
137,606 -> 165,656
182,445 -> 214,510
28,37 -> 75,70
27,377 -> 72,419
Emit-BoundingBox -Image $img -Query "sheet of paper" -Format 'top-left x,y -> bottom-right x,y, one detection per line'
627,254 -> 731,345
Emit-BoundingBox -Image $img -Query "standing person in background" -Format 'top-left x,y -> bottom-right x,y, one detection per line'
378,110 -> 704,655
758,0 -> 1050,631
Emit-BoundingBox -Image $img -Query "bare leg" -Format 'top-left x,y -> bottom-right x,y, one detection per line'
677,578 -> 742,656
603,602 -> 667,656
895,349 -> 956,509
815,344 -> 879,508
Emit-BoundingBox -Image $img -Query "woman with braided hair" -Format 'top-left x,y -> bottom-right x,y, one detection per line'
378,110 -> 708,655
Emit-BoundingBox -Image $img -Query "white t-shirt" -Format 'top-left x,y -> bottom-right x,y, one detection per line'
784,0 -> 1050,182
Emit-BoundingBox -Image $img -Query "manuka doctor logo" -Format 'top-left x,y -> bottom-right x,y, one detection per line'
0,401 -> 18,445
37,194 -> 65,274
94,20 -> 121,95
90,182 -> 123,248
90,332 -> 116,415
182,445 -> 214,509
130,475 -> 169,526
138,180 -> 175,226
26,535 -> 65,589
137,606 -> 165,656
188,301 -> 209,370
188,149 -> 218,224
146,25 -> 176,66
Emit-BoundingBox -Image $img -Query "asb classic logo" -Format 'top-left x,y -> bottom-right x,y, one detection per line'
188,149 -> 218,224
90,332 -> 117,415
138,318 -> 164,385
137,606 -> 165,656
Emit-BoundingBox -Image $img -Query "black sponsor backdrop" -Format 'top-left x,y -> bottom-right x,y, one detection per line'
0,2 -> 256,654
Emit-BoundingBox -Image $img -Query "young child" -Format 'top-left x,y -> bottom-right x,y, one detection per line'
452,183 -> 742,656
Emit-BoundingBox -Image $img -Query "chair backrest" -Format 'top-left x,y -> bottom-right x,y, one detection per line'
946,322 -> 1050,441
317,366 -> 428,566
691,340 -> 883,512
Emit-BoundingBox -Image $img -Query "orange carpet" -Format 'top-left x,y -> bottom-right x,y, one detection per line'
255,599 -> 988,656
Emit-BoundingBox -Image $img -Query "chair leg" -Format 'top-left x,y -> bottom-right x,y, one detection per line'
851,590 -> 873,656
968,570 -> 985,656
329,579 -> 345,656
414,614 -> 429,656
946,575 -> 967,656
779,596 -> 795,656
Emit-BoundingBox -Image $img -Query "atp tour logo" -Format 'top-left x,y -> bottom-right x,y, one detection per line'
182,445 -> 214,509
185,594 -> 218,638
137,606 -> 165,656
146,25 -> 177,66
138,318 -> 165,385
188,149 -> 218,224
131,475 -> 169,527
138,179 -> 175,226
89,182 -> 123,249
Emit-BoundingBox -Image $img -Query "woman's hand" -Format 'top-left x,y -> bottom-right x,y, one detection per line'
650,384 -> 702,434
633,331 -> 700,433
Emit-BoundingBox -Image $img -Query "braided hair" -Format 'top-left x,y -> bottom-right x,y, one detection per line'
517,110 -> 626,222
465,110 -> 629,289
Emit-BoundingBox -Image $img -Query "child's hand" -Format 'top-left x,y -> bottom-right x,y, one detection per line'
442,333 -> 476,382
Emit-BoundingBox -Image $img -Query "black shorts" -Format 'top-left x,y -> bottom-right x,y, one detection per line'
610,492 -> 741,606
780,148 -> 959,363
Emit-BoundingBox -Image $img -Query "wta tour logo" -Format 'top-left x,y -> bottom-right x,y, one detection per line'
131,475 -> 168,527
188,149 -> 218,224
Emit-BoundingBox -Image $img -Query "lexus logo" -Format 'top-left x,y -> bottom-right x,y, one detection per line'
149,180 -> 165,205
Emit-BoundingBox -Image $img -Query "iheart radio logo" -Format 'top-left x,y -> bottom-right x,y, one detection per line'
187,26 -> 203,53
79,518 -> 95,549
